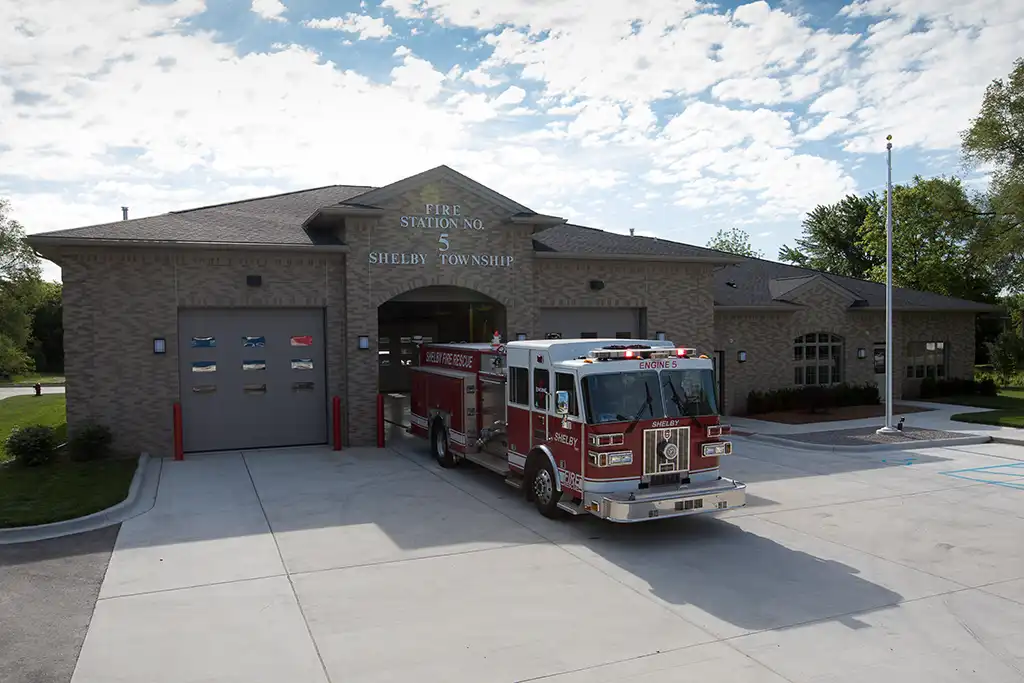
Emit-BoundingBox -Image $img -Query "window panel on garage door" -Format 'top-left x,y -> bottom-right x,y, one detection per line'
538,308 -> 641,340
178,308 -> 327,452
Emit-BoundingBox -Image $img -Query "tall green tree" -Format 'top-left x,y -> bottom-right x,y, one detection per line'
961,57 -> 1024,293
706,226 -> 763,258
0,198 -> 43,376
779,194 -> 878,278
29,282 -> 63,373
858,175 -> 998,302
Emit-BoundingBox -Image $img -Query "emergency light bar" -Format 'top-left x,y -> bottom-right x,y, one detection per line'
588,347 -> 698,361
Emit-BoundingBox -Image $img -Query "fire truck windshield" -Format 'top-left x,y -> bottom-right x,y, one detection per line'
581,368 -> 719,424
661,368 -> 719,417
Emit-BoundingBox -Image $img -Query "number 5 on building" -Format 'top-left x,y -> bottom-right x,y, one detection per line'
438,233 -> 450,251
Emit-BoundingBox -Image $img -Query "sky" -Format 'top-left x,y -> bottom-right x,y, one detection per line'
2,0 -> 1022,283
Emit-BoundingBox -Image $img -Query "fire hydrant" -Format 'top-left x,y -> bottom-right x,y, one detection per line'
33,383 -> 42,396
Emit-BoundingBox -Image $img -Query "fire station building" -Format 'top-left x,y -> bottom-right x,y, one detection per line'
28,165 -> 994,457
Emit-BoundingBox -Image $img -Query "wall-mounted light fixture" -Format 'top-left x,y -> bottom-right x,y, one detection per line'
516,333 -> 527,341
153,338 -> 167,354
246,274 -> 262,287
358,335 -> 370,350
588,279 -> 605,291
655,331 -> 666,341
737,350 -> 747,363
857,347 -> 867,359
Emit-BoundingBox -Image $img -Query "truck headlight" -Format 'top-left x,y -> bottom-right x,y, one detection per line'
588,450 -> 633,466
702,441 -> 732,457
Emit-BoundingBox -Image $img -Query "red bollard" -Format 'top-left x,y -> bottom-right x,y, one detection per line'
332,396 -> 342,451
173,402 -> 184,461
376,393 -> 385,448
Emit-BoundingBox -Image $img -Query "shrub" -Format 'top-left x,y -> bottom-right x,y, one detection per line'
5,425 -> 58,467
978,377 -> 999,396
68,423 -> 114,462
745,382 -> 880,415
986,330 -> 1024,385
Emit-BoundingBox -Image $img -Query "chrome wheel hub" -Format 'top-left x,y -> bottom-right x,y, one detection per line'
534,468 -> 554,505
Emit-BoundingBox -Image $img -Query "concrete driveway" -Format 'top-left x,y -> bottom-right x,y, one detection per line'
70,433 -> 1024,682
0,385 -> 65,401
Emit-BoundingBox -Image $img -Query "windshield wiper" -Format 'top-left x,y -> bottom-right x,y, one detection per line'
664,378 -> 690,417
625,381 -> 654,434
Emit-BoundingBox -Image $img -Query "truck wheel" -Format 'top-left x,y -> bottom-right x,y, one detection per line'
530,459 -> 562,518
430,419 -> 458,468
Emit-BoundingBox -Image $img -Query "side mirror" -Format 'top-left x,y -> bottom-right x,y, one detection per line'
555,390 -> 570,416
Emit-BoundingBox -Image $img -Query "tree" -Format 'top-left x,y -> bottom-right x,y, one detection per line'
0,198 -> 40,283
779,194 -> 878,278
706,226 -> 763,258
858,175 -> 999,303
29,281 -> 63,373
0,198 -> 43,377
961,57 -> 1024,293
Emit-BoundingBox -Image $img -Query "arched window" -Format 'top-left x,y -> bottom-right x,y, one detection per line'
793,333 -> 844,386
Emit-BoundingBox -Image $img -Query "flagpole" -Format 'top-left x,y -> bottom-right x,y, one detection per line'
877,134 -> 897,435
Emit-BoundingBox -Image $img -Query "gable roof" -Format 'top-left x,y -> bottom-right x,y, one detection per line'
31,184 -> 375,245
25,170 -> 998,313
714,255 -> 997,312
532,223 -> 741,262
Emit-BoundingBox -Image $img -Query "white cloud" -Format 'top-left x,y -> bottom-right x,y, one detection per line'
711,78 -> 786,105
3,0 -> 1023,281
493,85 -> 526,106
304,14 -> 393,39
251,0 -> 287,23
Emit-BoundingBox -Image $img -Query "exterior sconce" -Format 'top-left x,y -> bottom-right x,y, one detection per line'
358,335 -> 370,350
737,350 -> 747,363
655,331 -> 666,341
516,333 -> 527,341
857,348 -> 867,359
153,338 -> 167,354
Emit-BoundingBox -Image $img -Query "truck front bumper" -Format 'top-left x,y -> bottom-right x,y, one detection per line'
585,477 -> 747,523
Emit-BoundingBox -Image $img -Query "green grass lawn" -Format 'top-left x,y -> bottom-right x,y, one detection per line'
945,389 -> 1024,429
0,394 -> 68,461
0,394 -> 137,528
0,459 -> 138,528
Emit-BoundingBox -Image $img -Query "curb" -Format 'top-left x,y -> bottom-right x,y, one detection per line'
992,435 -> 1024,447
734,432 -> 993,453
0,452 -> 154,545
0,383 -> 66,389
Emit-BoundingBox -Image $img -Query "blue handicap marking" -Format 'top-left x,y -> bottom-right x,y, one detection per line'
939,462 -> 1024,490
881,456 -> 918,466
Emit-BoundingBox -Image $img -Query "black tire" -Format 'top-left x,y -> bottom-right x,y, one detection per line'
529,457 -> 562,518
430,419 -> 458,468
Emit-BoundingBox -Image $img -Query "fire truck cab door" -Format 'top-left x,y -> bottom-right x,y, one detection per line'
530,361 -> 550,447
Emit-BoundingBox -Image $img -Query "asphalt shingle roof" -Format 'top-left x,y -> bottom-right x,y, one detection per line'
532,223 -> 734,260
35,185 -> 375,245
713,256 -> 996,311
31,183 -> 996,312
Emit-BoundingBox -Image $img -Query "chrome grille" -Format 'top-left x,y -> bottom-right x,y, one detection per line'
642,426 -> 689,476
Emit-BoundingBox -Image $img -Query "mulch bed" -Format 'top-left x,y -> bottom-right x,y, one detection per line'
746,403 -> 934,425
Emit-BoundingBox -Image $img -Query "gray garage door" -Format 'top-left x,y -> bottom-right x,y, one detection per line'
538,308 -> 642,340
178,308 -> 327,452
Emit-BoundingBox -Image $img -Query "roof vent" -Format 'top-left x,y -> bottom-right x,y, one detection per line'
629,228 -> 635,236
121,206 -> 128,221
726,281 -> 738,288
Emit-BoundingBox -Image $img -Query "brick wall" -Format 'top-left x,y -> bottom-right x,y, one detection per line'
712,280 -> 978,414
341,176 -> 538,445
58,248 -> 345,456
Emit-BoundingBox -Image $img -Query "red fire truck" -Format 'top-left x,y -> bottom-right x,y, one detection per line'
409,337 -> 746,522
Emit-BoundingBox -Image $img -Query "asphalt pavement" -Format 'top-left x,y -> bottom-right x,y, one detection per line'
0,526 -> 119,683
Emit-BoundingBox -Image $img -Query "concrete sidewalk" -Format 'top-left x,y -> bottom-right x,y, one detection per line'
729,400 -> 1024,449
